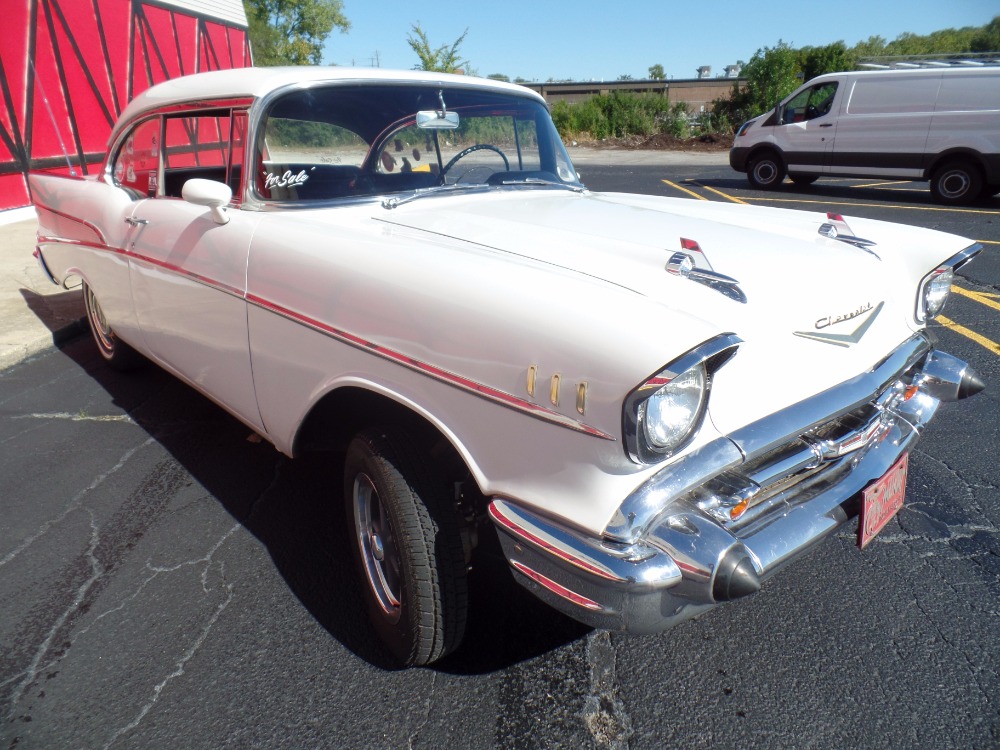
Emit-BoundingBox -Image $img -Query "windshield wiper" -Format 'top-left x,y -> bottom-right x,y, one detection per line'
381,183 -> 485,210
499,177 -> 585,192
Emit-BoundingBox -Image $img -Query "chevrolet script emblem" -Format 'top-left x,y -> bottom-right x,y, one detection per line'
794,301 -> 884,347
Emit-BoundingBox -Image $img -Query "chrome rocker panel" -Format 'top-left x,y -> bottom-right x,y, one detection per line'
489,335 -> 982,634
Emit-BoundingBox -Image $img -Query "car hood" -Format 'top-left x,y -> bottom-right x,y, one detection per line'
368,189 -> 970,432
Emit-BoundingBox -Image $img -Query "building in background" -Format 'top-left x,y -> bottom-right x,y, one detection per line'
0,0 -> 250,213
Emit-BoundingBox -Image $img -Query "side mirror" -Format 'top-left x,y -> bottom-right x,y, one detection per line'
182,178 -> 233,225
775,101 -> 785,126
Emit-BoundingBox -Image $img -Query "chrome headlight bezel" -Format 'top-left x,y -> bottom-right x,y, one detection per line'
915,243 -> 983,324
623,334 -> 741,465
916,266 -> 954,323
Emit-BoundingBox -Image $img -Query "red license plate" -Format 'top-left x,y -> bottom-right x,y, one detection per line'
859,453 -> 908,549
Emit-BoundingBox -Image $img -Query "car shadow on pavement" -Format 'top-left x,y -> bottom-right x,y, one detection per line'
58,335 -> 588,674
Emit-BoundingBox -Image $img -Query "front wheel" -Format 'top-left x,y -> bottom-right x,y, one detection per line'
344,427 -> 468,666
83,282 -> 140,370
929,160 -> 983,205
747,151 -> 786,190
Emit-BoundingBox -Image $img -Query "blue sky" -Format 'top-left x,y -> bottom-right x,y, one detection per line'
323,0 -> 997,81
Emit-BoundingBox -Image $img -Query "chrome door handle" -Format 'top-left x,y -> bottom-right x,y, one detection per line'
124,217 -> 149,226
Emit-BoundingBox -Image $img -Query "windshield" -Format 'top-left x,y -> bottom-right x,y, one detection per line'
255,83 -> 581,202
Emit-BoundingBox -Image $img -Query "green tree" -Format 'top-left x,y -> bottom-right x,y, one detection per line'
407,23 -> 471,73
971,16 -> 1000,51
648,64 -> 665,80
487,73 -> 510,82
735,41 -> 800,116
800,41 -> 854,81
244,0 -> 349,65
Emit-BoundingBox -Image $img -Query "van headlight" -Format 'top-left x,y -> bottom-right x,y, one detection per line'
623,335 -> 741,465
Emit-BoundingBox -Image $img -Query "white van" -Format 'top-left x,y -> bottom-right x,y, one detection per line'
729,67 -> 1000,204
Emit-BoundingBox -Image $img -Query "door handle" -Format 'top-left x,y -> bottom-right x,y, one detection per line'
819,123 -> 833,128
124,217 -> 149,226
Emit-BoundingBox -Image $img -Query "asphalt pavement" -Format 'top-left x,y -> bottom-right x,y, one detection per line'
0,148 -> 729,372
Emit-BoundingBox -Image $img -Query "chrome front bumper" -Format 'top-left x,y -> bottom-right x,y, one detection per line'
489,335 -> 984,634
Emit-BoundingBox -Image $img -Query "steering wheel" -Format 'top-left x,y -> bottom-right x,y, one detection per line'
442,144 -> 510,178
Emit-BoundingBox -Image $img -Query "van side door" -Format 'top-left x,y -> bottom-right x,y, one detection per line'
830,73 -> 939,179
778,79 -> 841,177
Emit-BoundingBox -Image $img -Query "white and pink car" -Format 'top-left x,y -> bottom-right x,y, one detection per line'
30,67 -> 984,666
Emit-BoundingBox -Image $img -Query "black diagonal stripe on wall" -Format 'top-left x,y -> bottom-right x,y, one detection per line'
91,0 -> 121,117
170,10 -> 185,77
40,0 -> 88,174
136,5 -> 172,82
134,4 -> 155,88
199,19 -> 221,70
50,0 -> 116,127
0,55 -> 29,174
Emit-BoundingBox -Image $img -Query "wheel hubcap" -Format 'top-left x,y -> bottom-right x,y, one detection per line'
940,170 -> 970,199
85,286 -> 115,355
353,473 -> 402,620
755,162 -> 777,184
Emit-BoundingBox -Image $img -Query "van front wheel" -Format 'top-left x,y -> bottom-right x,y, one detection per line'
747,152 -> 785,190
930,160 -> 983,205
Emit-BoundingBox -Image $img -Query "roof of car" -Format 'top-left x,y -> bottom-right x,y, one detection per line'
116,66 -> 543,131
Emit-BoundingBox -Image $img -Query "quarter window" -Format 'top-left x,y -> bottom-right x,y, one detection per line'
113,118 -> 161,199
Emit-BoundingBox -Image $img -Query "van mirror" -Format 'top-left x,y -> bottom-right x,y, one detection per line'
775,101 -> 784,125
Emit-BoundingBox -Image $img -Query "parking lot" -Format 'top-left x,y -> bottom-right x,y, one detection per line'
2,163 -> 998,749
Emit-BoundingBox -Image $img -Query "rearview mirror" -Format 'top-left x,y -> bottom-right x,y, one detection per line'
182,178 -> 232,225
416,110 -> 460,129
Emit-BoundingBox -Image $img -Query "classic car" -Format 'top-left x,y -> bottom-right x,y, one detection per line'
30,67 -> 985,666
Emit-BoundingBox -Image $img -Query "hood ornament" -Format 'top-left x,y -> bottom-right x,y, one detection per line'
818,213 -> 880,259
665,238 -> 747,304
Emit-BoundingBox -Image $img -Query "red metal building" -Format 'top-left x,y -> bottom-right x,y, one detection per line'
0,0 -> 251,212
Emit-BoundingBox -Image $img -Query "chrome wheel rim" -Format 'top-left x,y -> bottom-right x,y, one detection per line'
939,169 -> 971,201
353,473 -> 402,621
84,285 -> 115,357
753,160 -> 778,186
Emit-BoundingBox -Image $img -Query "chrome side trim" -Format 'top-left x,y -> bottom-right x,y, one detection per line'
32,247 -> 59,286
246,294 -> 617,441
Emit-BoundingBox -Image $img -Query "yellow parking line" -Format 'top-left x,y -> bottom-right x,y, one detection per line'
691,182 -> 748,205
937,316 -> 1000,356
952,285 -> 1000,310
742,196 -> 1000,216
662,179 -> 708,200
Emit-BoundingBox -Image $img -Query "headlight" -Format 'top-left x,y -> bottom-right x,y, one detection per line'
623,335 -> 741,465
918,266 -> 954,322
640,365 -> 707,452
916,243 -> 984,323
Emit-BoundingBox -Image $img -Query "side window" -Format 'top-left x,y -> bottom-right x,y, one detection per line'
258,117 -> 368,200
163,113 -> 231,198
784,83 -> 838,123
113,118 -> 161,199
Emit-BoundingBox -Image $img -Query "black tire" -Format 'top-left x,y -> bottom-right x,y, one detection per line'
344,427 -> 468,666
790,174 -> 818,186
746,151 -> 786,190
929,159 -> 983,206
83,281 -> 141,370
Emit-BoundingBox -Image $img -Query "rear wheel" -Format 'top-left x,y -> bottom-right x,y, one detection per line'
747,151 -> 786,189
929,159 -> 983,205
344,427 -> 468,666
83,282 -> 140,370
